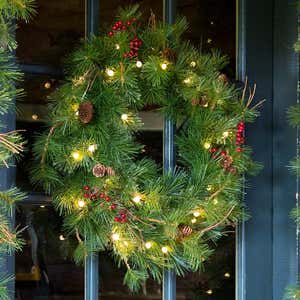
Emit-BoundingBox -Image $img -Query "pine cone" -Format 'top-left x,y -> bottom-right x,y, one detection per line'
162,48 -> 177,62
79,101 -> 94,124
218,73 -> 229,84
93,164 -> 106,178
178,224 -> 193,239
106,167 -> 116,176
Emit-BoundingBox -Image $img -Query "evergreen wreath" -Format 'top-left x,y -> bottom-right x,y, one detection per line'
32,5 -> 262,292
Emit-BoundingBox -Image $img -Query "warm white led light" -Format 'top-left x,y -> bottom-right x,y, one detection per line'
191,218 -> 197,224
206,289 -> 213,295
32,114 -> 38,120
203,142 -> 211,149
112,233 -> 120,241
190,61 -> 196,67
121,114 -> 128,121
115,44 -> 120,50
59,235 -> 65,241
222,131 -> 229,138
106,68 -> 115,77
161,63 -> 168,70
88,144 -> 97,153
224,272 -> 231,278
145,242 -> 152,249
71,151 -> 83,161
161,246 -> 168,253
136,61 -> 143,68
78,199 -> 86,208
132,194 -> 141,204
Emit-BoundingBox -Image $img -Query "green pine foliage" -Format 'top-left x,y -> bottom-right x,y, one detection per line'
32,5 -> 261,291
0,0 -> 35,297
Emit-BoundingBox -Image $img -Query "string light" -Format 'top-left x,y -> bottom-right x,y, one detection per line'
191,218 -> 197,224
145,242 -> 152,249
224,272 -> 231,278
207,38 -> 212,44
123,241 -> 129,247
203,142 -> 211,149
160,62 -> 168,70
206,289 -> 213,295
207,185 -> 212,191
132,194 -> 142,204
40,205 -> 45,208
106,68 -> 115,77
31,114 -> 38,120
112,233 -> 120,241
213,198 -> 218,205
44,81 -> 51,89
88,144 -> 97,153
59,235 -> 65,241
190,61 -> 196,67
115,44 -> 120,50
183,77 -> 192,84
71,150 -> 83,161
136,61 -> 143,68
222,131 -> 230,138
77,199 -> 86,208
121,114 -> 129,122
161,246 -> 169,254
193,211 -> 200,217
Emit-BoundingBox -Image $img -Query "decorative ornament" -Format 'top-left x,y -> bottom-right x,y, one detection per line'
78,101 -> 94,124
93,164 -> 106,178
178,224 -> 193,239
162,48 -> 177,62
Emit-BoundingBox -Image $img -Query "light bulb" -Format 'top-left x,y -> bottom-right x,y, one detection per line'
106,68 -> 115,77
191,218 -> 197,224
222,131 -> 229,138
183,77 -> 191,84
32,114 -> 38,120
78,199 -> 86,208
145,242 -> 152,249
193,211 -> 200,217
203,142 -> 211,149
44,81 -> 51,89
88,144 -> 97,153
224,272 -> 231,278
40,205 -> 45,208
190,61 -> 196,67
75,111 -> 79,116
206,289 -> 213,295
121,114 -> 128,122
71,150 -> 83,161
136,61 -> 143,68
207,185 -> 212,191
161,246 -> 168,253
132,194 -> 142,204
213,198 -> 218,205
123,241 -> 129,247
161,63 -> 168,70
115,44 -> 120,50
59,235 -> 65,241
112,233 -> 120,241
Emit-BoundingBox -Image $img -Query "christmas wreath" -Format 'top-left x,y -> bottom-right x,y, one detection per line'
32,5 -> 261,291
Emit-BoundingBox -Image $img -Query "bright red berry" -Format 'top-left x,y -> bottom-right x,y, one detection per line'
236,147 -> 243,153
108,31 -> 114,36
114,217 -> 121,222
83,186 -> 90,191
221,151 -> 227,156
111,204 -> 117,210
99,193 -> 105,199
105,196 -> 111,202
84,193 -> 89,198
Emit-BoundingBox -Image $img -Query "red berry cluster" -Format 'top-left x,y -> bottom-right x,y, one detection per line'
108,18 -> 137,37
209,147 -> 227,159
83,185 -> 111,202
123,37 -> 142,58
236,122 -> 245,153
114,208 -> 127,223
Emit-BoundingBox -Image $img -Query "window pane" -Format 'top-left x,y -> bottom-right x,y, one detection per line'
16,0 -> 85,67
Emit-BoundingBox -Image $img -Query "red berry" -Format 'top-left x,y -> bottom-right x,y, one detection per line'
221,151 -> 227,156
236,147 -> 243,153
99,193 -> 105,199
83,186 -> 90,191
112,25 -> 117,30
239,122 -> 245,127
117,20 -> 122,25
209,147 -> 217,153
122,25 -> 126,30
84,193 -> 89,198
105,196 -> 111,202
127,21 -> 131,26
111,204 -> 117,210
114,217 -> 121,222
108,31 -> 114,36
90,193 -> 96,199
